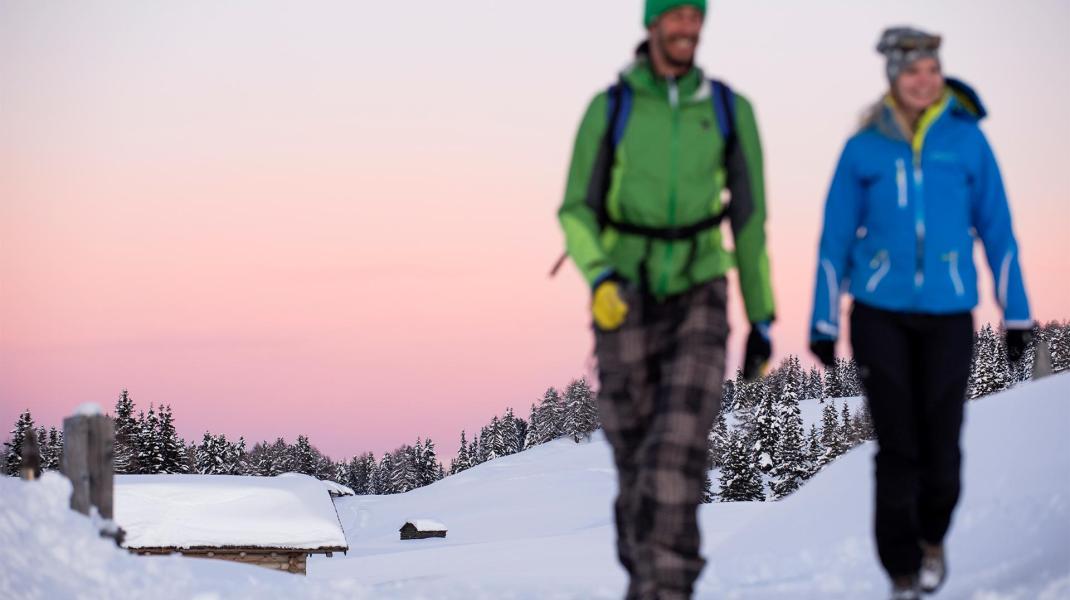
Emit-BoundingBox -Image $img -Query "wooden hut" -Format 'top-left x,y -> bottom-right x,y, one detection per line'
115,473 -> 348,575
400,519 -> 448,540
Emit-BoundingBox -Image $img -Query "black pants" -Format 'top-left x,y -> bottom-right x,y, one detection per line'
850,302 -> 973,578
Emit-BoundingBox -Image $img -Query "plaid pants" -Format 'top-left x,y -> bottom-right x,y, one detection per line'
594,278 -> 729,600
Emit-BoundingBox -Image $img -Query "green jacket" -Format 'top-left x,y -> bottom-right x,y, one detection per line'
558,55 -> 775,323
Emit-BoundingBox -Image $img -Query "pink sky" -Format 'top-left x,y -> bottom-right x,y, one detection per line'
2,0 -> 1068,462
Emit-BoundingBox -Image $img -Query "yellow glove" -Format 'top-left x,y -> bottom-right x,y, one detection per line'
592,280 -> 629,331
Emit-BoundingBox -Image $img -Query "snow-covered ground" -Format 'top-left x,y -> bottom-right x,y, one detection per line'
2,376 -> 1068,599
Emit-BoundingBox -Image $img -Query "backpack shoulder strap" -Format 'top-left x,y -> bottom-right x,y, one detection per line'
709,78 -> 736,154
585,79 -> 632,227
607,80 -> 634,148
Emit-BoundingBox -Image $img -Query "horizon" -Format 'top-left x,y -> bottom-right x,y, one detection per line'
3,0 -> 1068,461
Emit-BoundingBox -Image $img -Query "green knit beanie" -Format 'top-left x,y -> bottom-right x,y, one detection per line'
644,0 -> 706,27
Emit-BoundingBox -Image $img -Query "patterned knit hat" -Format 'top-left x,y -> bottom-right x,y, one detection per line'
877,26 -> 942,82
644,0 -> 706,27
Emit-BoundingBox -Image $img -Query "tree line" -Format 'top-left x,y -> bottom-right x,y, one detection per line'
5,321 -> 1067,499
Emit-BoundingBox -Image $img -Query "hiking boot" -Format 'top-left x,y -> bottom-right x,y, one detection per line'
890,574 -> 921,600
919,543 -> 947,594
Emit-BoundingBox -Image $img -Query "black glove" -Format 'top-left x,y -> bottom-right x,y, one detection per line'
1006,327 -> 1033,363
810,339 -> 836,369
742,323 -> 772,381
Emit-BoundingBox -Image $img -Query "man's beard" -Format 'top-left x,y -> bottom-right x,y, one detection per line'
655,29 -> 697,70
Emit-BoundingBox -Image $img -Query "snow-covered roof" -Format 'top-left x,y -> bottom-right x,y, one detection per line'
322,479 -> 355,497
115,473 -> 348,551
403,519 -> 447,532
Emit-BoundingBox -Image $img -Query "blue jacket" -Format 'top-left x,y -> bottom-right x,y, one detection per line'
810,78 -> 1031,341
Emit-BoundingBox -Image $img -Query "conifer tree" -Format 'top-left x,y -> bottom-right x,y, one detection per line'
536,387 -> 564,444
292,435 -> 318,476
718,429 -> 764,502
44,427 -> 63,470
113,389 -> 138,474
771,357 -> 807,499
196,432 -> 223,474
136,406 -> 163,474
806,424 -> 823,477
4,410 -> 35,477
840,402 -> 855,448
819,401 -> 844,466
752,380 -> 780,473
564,378 -> 598,442
524,403 -> 539,449
451,430 -> 471,475
708,406 -> 730,469
156,404 -> 187,474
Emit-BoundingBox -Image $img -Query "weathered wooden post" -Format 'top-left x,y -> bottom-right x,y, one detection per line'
61,404 -> 123,544
19,427 -> 42,481
1034,338 -> 1053,380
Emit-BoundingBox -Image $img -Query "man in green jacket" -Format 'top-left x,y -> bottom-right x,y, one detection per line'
557,1 -> 775,597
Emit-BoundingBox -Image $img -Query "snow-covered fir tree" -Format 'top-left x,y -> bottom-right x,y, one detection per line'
770,357 -> 808,499
707,405 -> 730,469
535,387 -> 564,444
807,367 -> 825,401
136,406 -> 164,474
196,432 -> 224,474
563,378 -> 598,443
228,436 -> 248,475
4,410 -> 35,476
731,368 -> 760,439
719,429 -> 764,502
524,404 -> 539,450
838,358 -> 863,397
373,452 -> 392,494
291,435 -> 318,476
806,424 -> 823,477
450,430 -> 472,475
346,452 -> 376,494
851,402 -> 876,442
839,403 -> 855,449
721,378 -> 736,413
112,390 -> 138,474
156,405 -> 188,474
819,401 -> 845,466
752,378 -> 780,473
1049,322 -> 1069,373
499,408 -> 523,456
968,324 -> 1012,398
43,427 -> 63,471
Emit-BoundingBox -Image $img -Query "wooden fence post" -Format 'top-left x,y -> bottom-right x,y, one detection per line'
1033,338 -> 1053,380
19,427 -> 42,481
61,405 -> 122,544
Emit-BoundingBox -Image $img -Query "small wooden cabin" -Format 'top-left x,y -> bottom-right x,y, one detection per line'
116,473 -> 349,575
400,519 -> 448,540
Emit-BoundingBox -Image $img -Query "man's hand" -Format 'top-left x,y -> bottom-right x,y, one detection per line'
742,322 -> 772,381
810,339 -> 836,369
592,279 -> 629,331
1006,326 -> 1034,363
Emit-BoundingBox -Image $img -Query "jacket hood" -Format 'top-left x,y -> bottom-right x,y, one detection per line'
860,76 -> 987,139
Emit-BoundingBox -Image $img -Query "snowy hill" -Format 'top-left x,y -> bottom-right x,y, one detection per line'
313,377 -> 1068,599
2,376 -> 1068,599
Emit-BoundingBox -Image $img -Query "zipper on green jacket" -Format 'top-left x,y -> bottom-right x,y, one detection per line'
657,76 -> 681,296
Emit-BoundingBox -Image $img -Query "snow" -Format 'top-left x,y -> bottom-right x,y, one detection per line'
115,473 -> 348,550
74,402 -> 103,416
322,479 -> 356,497
2,374 -> 1068,599
405,519 -> 447,532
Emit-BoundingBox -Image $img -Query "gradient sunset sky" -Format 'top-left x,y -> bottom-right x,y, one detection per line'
2,0 -> 1068,461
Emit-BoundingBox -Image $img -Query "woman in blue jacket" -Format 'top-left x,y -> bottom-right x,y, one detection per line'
809,27 -> 1033,599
